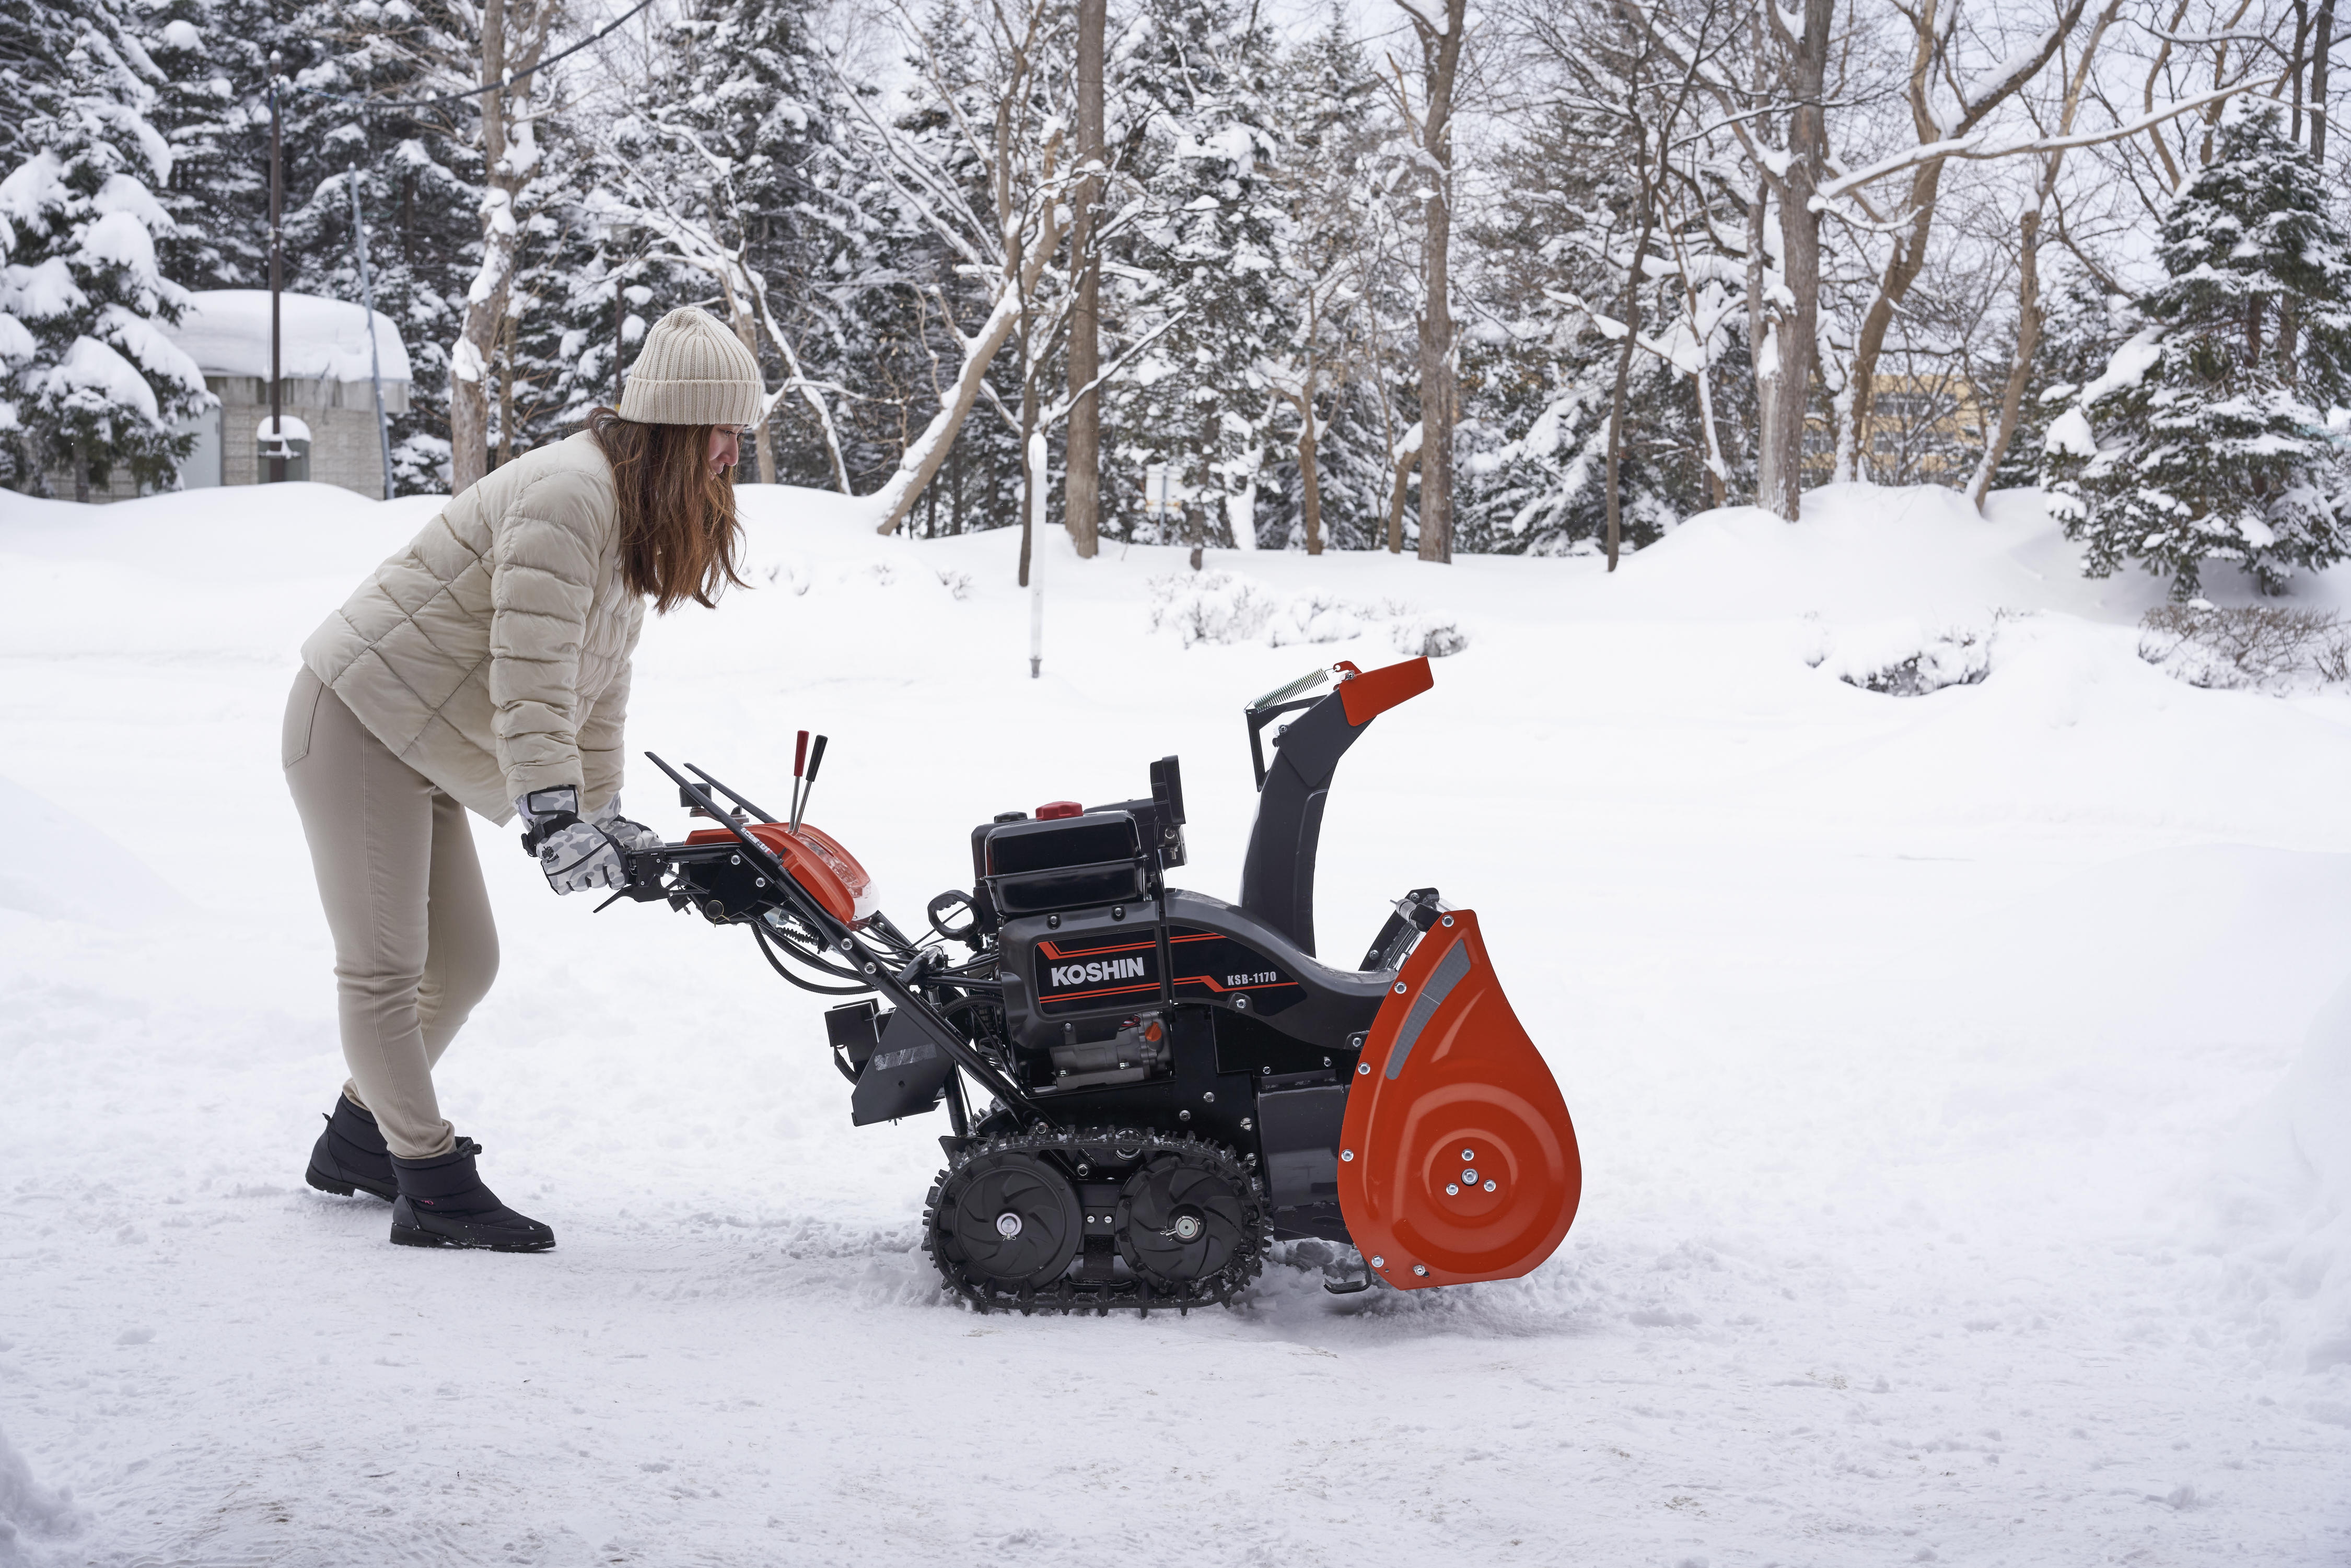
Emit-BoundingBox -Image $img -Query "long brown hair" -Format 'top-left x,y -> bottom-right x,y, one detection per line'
587,407 -> 749,614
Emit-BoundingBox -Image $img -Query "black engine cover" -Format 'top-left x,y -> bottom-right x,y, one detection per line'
996,889 -> 1389,1055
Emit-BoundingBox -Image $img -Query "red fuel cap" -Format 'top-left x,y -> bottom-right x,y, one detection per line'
1035,800 -> 1083,820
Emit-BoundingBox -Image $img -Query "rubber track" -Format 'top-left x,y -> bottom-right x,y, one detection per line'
923,1127 -> 1271,1316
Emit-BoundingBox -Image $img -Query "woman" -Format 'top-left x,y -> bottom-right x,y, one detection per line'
285,306 -> 764,1252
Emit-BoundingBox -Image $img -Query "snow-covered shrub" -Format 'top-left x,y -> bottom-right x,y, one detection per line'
2137,603 -> 2351,692
1147,570 -> 1467,656
1149,570 -> 1282,647
2043,113 -> 2351,598
1808,617 -> 1999,696
1390,614 -> 1468,659
1263,588 -> 1373,647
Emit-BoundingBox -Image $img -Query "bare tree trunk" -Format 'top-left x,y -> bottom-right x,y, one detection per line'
1845,161 -> 1946,482
1400,0 -> 1467,564
731,311 -> 776,483
2284,0 -> 2336,381
2315,0 -> 2336,160
1603,325 -> 1639,569
1968,0 -> 2121,510
448,0 -> 503,496
1845,0 -> 2081,481
1756,0 -> 1830,521
496,309 -> 515,470
1064,0 -> 1105,557
1965,210 -> 2042,509
1605,158 -> 1660,571
1299,408 -> 1324,554
1658,221 -> 1730,509
872,210 -> 1063,535
2292,0 -> 2313,141
449,0 -> 548,497
1745,173 -> 1775,502
612,280 -> 625,402
1386,441 -> 1418,553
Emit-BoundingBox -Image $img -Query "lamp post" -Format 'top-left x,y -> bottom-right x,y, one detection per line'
267,51 -> 285,485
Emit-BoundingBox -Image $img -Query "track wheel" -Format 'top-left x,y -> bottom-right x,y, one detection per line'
1116,1153 -> 1251,1289
932,1149 -> 1082,1295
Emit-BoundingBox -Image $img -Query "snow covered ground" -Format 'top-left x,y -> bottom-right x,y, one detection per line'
3,479 -> 2349,1567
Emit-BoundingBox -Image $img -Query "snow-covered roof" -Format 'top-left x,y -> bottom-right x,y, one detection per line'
165,289 -> 411,384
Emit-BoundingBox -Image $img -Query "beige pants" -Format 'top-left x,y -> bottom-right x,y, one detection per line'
283,667 -> 499,1159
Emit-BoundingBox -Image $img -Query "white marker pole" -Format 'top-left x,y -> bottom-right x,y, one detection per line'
1028,427 -> 1048,679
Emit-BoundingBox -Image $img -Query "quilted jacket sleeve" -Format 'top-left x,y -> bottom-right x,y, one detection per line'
577,651 -> 632,814
487,471 -> 610,805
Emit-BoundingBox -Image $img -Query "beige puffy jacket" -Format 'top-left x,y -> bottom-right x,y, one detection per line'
302,431 -> 644,824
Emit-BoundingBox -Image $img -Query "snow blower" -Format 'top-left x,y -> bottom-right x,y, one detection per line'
618,654 -> 1581,1312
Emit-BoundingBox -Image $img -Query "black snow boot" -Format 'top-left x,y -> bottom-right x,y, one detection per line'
389,1138 -> 555,1252
306,1095 -> 398,1202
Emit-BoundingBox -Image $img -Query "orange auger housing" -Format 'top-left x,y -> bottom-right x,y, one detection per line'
636,654 -> 1582,1313
1338,909 -> 1580,1288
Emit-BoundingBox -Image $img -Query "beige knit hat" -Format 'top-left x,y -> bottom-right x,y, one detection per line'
618,307 -> 766,427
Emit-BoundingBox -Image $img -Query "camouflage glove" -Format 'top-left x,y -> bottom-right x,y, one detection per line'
591,793 -> 664,855
516,786 -> 628,895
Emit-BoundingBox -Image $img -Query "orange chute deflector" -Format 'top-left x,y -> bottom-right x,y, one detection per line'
1336,909 -> 1580,1289
1336,656 -> 1434,726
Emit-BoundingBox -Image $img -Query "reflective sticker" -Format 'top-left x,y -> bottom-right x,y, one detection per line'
1384,938 -> 1473,1080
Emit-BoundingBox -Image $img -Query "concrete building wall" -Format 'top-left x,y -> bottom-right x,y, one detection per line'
48,373 -> 411,503
214,375 -> 411,495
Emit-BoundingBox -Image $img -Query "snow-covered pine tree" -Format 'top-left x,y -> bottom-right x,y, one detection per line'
162,0 -> 497,493
472,165 -> 602,466
1098,0 -> 1286,551
1452,64 -> 1704,555
818,0 -> 1080,541
2045,112 -> 2351,596
138,0 -> 239,292
598,0 -> 846,486
0,0 -> 210,497
160,0 -> 350,303
794,0 -> 1027,510
1258,4 -> 1389,553
1989,262 -> 2129,493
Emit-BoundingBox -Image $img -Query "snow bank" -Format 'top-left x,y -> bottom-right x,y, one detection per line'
5,476 -> 2351,1565
2192,952 -> 2351,1385
1806,615 -> 1998,695
1146,567 -> 1467,657
2271,981 -> 2351,1375
0,1420 -> 83,1564
0,773 -> 188,923
165,289 -> 412,383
